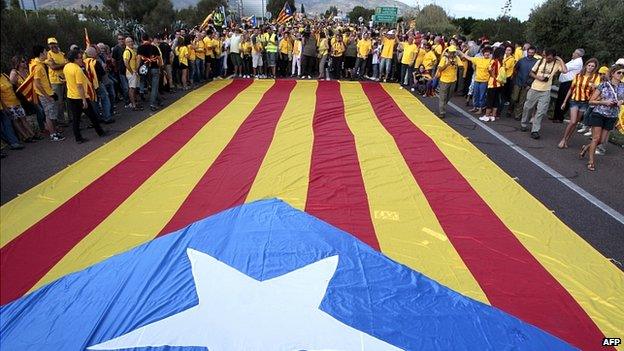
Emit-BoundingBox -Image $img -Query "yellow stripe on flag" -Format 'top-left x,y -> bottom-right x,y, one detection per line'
246,81 -> 316,210
0,80 -> 233,249
383,84 -> 624,343
29,80 -> 273,292
340,82 -> 489,303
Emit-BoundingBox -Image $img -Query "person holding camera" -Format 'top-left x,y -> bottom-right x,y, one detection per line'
436,45 -> 462,119
520,49 -> 567,139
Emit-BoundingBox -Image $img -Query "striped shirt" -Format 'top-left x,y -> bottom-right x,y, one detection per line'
571,73 -> 600,102
488,60 -> 502,88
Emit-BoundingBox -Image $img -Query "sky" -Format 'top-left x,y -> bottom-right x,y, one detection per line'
403,0 -> 544,21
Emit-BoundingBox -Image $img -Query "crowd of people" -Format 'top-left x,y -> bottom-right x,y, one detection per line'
1,16 -> 623,170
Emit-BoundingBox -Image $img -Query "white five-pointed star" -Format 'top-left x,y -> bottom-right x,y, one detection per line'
88,249 -> 402,351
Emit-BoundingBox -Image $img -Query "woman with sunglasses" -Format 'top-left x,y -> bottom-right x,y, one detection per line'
580,64 -> 624,171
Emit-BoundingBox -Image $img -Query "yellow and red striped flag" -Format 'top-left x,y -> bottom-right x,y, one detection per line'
14,73 -> 38,104
84,28 -> 91,49
0,80 -> 622,350
276,2 -> 294,25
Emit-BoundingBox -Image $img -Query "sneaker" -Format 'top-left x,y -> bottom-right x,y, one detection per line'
399,86 -> 403,90
50,133 -> 65,142
489,116 -> 496,122
596,145 -> 606,155
583,130 -> 592,137
410,88 -> 415,92
124,103 -> 132,108
531,132 -> 540,139
479,115 -> 491,122
9,143 -> 24,150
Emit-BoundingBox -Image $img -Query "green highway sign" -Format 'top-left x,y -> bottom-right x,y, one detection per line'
373,7 -> 398,23
373,14 -> 397,23
375,7 -> 398,15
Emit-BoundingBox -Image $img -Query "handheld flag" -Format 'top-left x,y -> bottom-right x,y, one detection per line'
84,28 -> 91,49
13,72 -> 38,105
200,11 -> 214,31
276,2 -> 294,24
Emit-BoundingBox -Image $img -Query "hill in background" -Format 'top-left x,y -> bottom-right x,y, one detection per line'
30,0 -> 413,15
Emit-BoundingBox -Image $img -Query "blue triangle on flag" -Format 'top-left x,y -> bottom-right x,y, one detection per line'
0,199 -> 574,350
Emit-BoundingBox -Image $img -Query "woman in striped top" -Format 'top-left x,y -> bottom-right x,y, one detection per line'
558,58 -> 599,149
480,47 -> 506,122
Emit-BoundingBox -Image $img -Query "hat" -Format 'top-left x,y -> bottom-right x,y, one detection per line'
616,58 -> 624,65
387,30 -> 396,35
447,45 -> 457,53
598,66 -> 609,74
47,37 -> 58,44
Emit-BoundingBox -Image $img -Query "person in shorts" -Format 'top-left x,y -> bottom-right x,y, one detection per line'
251,36 -> 264,78
580,64 -> 624,171
558,58 -> 600,149
123,37 -> 141,110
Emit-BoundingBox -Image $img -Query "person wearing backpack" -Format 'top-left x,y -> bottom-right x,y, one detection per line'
481,46 -> 507,122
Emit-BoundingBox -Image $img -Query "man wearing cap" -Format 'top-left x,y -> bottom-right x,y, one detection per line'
46,37 -> 68,124
436,46 -> 463,119
380,30 -> 396,82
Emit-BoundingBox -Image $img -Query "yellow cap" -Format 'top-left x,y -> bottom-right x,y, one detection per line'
47,37 -> 58,44
598,66 -> 609,74
447,45 -> 457,53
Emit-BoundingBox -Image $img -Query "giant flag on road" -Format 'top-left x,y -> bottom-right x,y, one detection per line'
1,79 -> 622,350
1,199 -> 574,350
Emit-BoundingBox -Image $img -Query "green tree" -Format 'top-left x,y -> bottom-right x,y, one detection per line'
526,0 -> 580,57
415,4 -> 457,35
470,16 -> 526,44
451,17 -> 478,36
324,5 -> 338,18
266,0 -> 294,19
143,0 -> 175,35
10,0 -> 19,9
347,6 -> 374,23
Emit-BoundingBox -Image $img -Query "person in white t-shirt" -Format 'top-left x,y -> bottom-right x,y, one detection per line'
229,30 -> 242,77
553,48 -> 584,122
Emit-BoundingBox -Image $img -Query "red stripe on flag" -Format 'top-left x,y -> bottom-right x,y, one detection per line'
305,81 -> 379,250
361,82 -> 609,351
0,80 -> 252,305
158,80 -> 296,235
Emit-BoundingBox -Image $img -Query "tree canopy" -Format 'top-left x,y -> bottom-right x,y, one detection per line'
347,6 -> 374,23
415,4 -> 457,35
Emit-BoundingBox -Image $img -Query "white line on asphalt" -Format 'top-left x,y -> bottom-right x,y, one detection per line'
448,101 -> 624,225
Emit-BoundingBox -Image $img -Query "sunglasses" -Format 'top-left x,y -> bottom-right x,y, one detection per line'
614,71 -> 624,75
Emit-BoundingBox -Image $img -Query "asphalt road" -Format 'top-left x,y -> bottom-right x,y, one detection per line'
416,93 -> 623,267
2,80 -> 622,267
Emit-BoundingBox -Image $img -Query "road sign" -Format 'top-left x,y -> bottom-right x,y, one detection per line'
373,7 -> 398,23
373,14 -> 397,24
375,7 -> 398,15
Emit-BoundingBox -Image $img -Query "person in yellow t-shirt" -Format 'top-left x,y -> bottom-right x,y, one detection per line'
436,46 -> 464,118
176,37 -> 190,90
291,34 -> 303,77
31,45 -> 64,141
194,33 -> 206,82
330,33 -> 345,80
278,32 -> 293,77
63,49 -> 106,143
379,30 -> 396,82
1,72 -> 37,143
317,32 -> 329,79
123,37 -> 140,109
240,34 -> 253,78
400,36 -> 418,86
414,39 -> 427,70
355,32 -> 372,79
459,46 -> 493,113
502,45 -> 517,116
46,37 -> 68,123
187,39 -> 196,84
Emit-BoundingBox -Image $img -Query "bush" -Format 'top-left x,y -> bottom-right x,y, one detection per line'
1,9 -> 114,73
